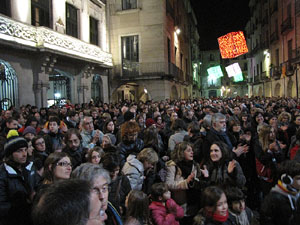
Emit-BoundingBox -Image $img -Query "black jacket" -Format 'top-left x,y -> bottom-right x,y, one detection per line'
117,138 -> 144,166
0,162 -> 37,225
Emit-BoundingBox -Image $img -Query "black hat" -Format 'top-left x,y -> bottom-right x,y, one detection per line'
124,111 -> 135,122
4,136 -> 28,157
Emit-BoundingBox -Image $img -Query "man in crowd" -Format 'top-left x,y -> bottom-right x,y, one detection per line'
81,116 -> 104,149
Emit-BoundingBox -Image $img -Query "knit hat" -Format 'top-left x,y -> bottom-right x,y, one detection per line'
4,130 -> 28,157
124,111 -> 135,122
146,118 -> 155,128
23,126 -> 36,136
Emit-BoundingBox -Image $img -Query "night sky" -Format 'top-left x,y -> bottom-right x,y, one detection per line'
190,0 -> 250,50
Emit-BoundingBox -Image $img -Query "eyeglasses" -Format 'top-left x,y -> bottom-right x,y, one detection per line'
56,161 -> 72,167
35,141 -> 45,146
92,185 -> 110,196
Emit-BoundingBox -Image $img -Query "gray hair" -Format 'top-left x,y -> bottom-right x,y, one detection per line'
71,163 -> 111,185
202,114 -> 212,129
211,113 -> 226,125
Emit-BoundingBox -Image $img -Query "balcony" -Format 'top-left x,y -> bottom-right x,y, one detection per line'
166,0 -> 175,20
270,31 -> 279,44
113,62 -> 184,81
291,47 -> 300,64
270,66 -> 281,79
281,61 -> 295,77
261,71 -> 271,81
281,17 -> 293,34
0,15 -> 112,67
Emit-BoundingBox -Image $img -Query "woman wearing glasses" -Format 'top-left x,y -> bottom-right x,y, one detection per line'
42,152 -> 72,185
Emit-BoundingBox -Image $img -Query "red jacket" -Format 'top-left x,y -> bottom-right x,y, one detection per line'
149,199 -> 184,225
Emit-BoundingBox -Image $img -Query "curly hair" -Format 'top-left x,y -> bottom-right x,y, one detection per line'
171,141 -> 192,163
120,121 -> 140,139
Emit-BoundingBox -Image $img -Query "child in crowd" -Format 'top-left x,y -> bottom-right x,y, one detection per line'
124,190 -> 151,225
149,182 -> 184,225
225,187 -> 258,225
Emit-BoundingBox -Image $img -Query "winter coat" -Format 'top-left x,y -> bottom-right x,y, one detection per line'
122,155 -> 144,190
80,129 -> 104,149
165,160 -> 207,216
109,175 -> 132,214
206,160 -> 246,188
193,210 -> 235,225
63,144 -> 87,169
118,138 -> 144,166
168,130 -> 189,152
149,198 -> 184,225
44,131 -> 64,153
260,185 -> 300,225
0,162 -> 37,225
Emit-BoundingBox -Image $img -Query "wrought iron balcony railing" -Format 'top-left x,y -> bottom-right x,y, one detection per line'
270,66 -> 281,79
0,15 -> 112,67
270,31 -> 279,43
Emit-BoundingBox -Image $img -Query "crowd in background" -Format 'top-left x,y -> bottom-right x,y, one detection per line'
1,97 -> 300,225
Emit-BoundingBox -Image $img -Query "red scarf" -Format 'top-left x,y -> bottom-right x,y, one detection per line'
206,210 -> 229,222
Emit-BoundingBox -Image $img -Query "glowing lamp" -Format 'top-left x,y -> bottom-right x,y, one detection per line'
225,63 -> 242,78
218,31 -> 248,59
207,65 -> 223,78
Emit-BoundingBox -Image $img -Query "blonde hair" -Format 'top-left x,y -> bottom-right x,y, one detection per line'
278,112 -> 291,123
137,148 -> 158,165
258,125 -> 272,152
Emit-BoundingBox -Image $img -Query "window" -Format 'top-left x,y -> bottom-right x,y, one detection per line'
31,0 -> 50,27
121,36 -> 139,75
0,0 -> 10,16
90,17 -> 99,45
122,0 -> 137,10
209,54 -> 214,61
288,39 -> 292,60
66,3 -> 78,38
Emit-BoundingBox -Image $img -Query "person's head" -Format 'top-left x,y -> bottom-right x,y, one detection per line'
202,114 -> 212,130
209,141 -> 230,163
103,120 -> 115,134
201,186 -> 228,217
25,116 -> 39,128
64,128 -> 82,151
72,163 -> 111,211
32,135 -> 46,152
5,117 -> 18,129
125,190 -> 150,223
254,112 -> 264,124
121,121 -> 140,143
171,141 -> 193,163
278,111 -> 291,124
82,116 -> 94,133
233,106 -> 241,115
48,116 -> 60,134
188,121 -> 200,136
294,114 -> 300,126
22,125 -> 37,141
4,131 -> 28,165
154,116 -> 163,125
171,119 -> 187,132
229,121 -> 241,133
101,152 -> 120,181
268,114 -> 277,127
68,110 -> 80,123
258,125 -> 275,152
225,187 -> 246,214
43,152 -> 72,184
32,179 -> 105,225
212,113 -> 226,132
277,160 -> 300,191
170,111 -> 178,122
137,148 -> 159,171
150,182 -> 171,202
85,146 -> 103,164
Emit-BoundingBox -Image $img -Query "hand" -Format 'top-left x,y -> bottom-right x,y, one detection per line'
233,145 -> 244,157
228,160 -> 236,174
187,172 -> 195,184
200,165 -> 209,178
269,142 -> 278,152
279,142 -> 286,150
162,156 -> 169,161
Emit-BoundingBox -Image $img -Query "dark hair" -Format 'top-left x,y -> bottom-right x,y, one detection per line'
209,141 -> 231,163
67,110 -> 78,118
32,135 -> 45,149
171,119 -> 187,131
126,190 -> 150,224
25,116 -> 39,127
143,127 -> 159,151
276,160 -> 300,179
201,186 -> 225,213
101,152 -> 120,172
224,187 -> 245,206
32,179 -> 91,225
150,183 -> 168,202
64,128 -> 82,142
87,147 -> 104,163
48,116 -> 60,127
43,152 -> 70,184
188,121 -> 200,135
103,119 -> 114,134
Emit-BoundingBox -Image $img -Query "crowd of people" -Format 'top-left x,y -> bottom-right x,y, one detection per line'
1,97 -> 300,225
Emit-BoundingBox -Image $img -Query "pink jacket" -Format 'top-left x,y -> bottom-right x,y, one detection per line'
149,198 -> 184,225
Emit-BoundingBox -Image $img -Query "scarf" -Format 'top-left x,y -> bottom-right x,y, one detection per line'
229,210 -> 249,225
206,210 -> 229,223
177,160 -> 193,179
